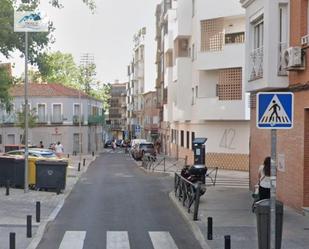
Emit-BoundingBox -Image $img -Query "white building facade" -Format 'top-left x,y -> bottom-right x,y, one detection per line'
163,0 -> 250,170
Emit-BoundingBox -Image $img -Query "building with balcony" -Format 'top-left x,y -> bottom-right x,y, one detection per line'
127,27 -> 146,139
107,82 -> 127,139
161,0 -> 250,170
0,83 -> 105,154
241,0 -> 309,211
141,91 -> 160,142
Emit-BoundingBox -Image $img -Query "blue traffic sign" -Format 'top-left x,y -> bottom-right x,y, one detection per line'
135,125 -> 141,134
257,92 -> 294,129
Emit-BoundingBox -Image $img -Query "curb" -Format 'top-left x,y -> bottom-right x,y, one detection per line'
169,192 -> 211,249
26,156 -> 96,249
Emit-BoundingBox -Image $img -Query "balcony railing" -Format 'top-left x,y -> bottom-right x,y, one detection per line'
37,115 -> 48,124
249,47 -> 264,81
73,115 -> 84,125
50,114 -> 64,124
88,115 -> 105,125
278,42 -> 288,76
0,114 -> 17,124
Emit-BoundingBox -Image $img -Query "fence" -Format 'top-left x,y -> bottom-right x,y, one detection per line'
142,155 -> 188,173
174,173 -> 202,220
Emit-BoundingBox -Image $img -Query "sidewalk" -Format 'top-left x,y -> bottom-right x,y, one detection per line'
0,154 -> 96,249
169,170 -> 309,249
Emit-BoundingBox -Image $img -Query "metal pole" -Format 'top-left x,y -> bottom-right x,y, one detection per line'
270,129 -> 277,249
24,31 -> 29,193
78,89 -> 82,166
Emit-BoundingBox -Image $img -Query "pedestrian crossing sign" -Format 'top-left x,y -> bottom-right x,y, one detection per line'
257,92 -> 294,129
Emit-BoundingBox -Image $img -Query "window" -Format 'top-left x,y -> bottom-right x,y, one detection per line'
7,134 -> 15,144
192,0 -> 195,17
52,104 -> 62,123
253,17 -> 264,49
195,86 -> 198,98
181,130 -> 184,147
192,88 -> 195,105
191,43 -> 195,60
186,131 -> 190,149
37,104 -> 46,123
191,132 -> 195,149
74,104 -> 81,116
0,134 -> 2,144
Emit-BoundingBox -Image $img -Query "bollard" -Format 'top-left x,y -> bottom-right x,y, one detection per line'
27,215 -> 32,238
224,235 -> 231,249
6,180 -> 10,196
9,232 -> 16,249
193,182 -> 201,221
78,162 -> 81,172
207,217 -> 213,240
83,158 -> 86,167
67,154 -> 70,158
163,158 -> 166,172
36,201 -> 41,223
92,151 -> 94,157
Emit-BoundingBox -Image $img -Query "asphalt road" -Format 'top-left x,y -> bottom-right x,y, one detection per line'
36,151 -> 203,249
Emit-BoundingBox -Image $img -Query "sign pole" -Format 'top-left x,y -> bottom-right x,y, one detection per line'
270,129 -> 277,249
24,31 -> 29,193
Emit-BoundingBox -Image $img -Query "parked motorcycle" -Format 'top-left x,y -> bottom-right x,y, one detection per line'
181,165 -> 207,196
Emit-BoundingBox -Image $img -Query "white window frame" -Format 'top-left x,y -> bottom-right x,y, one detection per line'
52,103 -> 63,121
73,103 -> 82,116
37,103 -> 47,122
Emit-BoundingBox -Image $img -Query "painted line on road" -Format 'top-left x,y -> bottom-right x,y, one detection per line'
58,231 -> 86,249
149,231 -> 178,249
106,231 -> 130,249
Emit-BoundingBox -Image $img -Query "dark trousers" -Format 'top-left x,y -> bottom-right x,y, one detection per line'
259,186 -> 270,200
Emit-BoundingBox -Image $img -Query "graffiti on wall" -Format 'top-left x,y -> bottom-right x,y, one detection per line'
219,128 -> 236,150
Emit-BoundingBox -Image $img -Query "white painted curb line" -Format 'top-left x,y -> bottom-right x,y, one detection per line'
169,192 -> 211,249
26,156 -> 96,249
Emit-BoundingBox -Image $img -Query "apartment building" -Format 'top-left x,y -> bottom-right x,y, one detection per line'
108,82 -> 127,139
160,0 -> 250,170
127,28 -> 146,139
142,91 -> 160,142
241,0 -> 309,211
0,83 -> 105,154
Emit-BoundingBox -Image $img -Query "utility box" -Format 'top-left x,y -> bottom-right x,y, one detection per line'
254,199 -> 284,249
192,138 -> 207,165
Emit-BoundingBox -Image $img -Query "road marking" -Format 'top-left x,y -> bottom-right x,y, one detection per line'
58,231 -> 86,249
149,231 -> 179,249
107,231 -> 130,249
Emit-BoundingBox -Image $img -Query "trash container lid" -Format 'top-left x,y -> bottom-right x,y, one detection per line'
254,199 -> 284,213
35,160 -> 68,166
192,138 -> 207,145
191,164 -> 207,169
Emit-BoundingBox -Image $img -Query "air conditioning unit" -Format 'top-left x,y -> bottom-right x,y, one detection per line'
282,46 -> 305,70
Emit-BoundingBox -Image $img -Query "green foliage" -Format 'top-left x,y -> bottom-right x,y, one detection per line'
17,106 -> 37,129
0,65 -> 13,111
78,62 -> 97,94
37,51 -> 79,87
89,83 -> 111,111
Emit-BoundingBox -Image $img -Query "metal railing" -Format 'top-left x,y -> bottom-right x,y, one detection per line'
174,173 -> 202,220
147,155 -> 188,172
249,47 -> 264,81
141,154 -> 157,170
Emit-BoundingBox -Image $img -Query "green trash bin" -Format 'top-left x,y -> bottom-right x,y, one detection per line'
35,160 -> 68,191
254,199 -> 284,249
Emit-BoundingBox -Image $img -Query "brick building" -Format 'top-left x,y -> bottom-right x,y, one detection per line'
241,0 -> 309,210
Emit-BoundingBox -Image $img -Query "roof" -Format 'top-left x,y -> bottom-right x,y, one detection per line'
10,83 -> 90,98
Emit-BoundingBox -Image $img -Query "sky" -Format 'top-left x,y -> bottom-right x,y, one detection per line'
4,0 -> 159,91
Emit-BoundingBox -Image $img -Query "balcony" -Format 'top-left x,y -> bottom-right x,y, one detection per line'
37,115 -> 48,124
197,43 -> 245,71
50,114 -> 64,124
73,115 -> 84,125
0,114 -> 17,125
191,93 -> 250,121
88,115 -> 105,125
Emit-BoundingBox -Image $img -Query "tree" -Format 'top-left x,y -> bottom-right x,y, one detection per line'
78,62 -> 97,94
90,83 -> 111,111
36,51 -> 79,87
17,106 -> 37,144
0,64 -> 13,111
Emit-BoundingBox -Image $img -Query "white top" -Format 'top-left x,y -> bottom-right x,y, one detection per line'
55,144 -> 64,154
258,165 -> 270,189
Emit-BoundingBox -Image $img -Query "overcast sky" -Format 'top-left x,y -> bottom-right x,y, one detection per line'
6,0 -> 160,91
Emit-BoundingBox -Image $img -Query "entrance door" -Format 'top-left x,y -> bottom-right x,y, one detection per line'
73,133 -> 82,153
304,109 -> 309,206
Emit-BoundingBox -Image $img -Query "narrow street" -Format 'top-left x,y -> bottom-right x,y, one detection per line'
36,151 -> 203,249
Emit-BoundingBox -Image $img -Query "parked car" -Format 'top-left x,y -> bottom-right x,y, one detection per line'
131,142 -> 156,161
130,139 -> 147,148
116,139 -> 123,147
104,140 -> 113,148
5,149 -> 59,159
